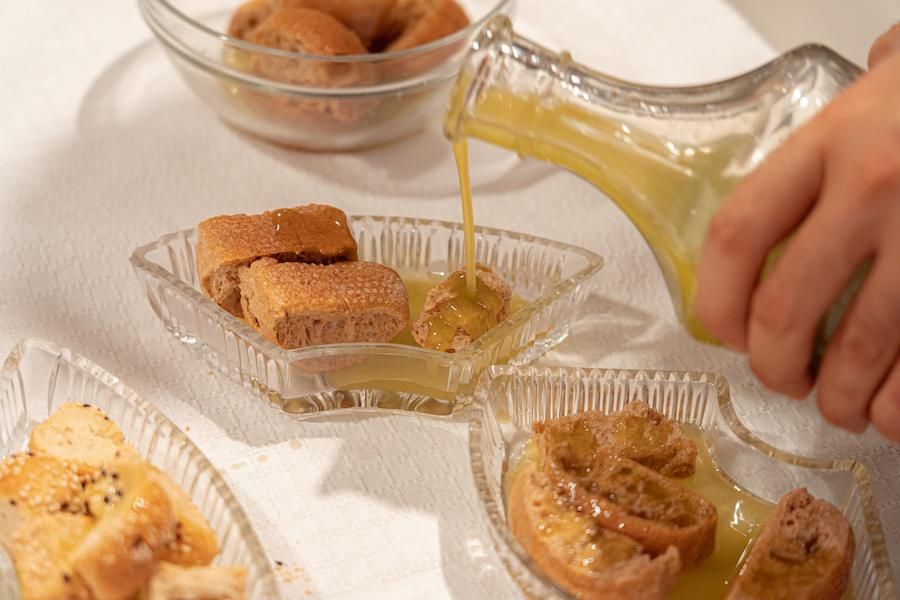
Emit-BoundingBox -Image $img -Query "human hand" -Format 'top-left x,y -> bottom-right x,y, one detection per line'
695,25 -> 900,442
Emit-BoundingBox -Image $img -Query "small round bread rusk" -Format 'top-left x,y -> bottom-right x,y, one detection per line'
246,8 -> 372,121
386,0 -> 470,52
227,0 -> 273,39
274,0 -> 399,50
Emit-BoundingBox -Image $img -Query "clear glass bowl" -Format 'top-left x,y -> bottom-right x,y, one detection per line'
0,338 -> 281,600
130,215 -> 604,416
469,365 -> 897,600
138,0 -> 516,150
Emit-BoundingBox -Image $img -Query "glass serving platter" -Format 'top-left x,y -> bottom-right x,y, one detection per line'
0,338 -> 281,599
469,365 -> 897,600
130,215 -> 604,416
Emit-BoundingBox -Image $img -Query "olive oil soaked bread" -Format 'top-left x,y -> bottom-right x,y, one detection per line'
411,265 -> 511,352
508,463 -> 680,600
534,406 -> 716,568
532,401 -> 698,478
239,257 -> 409,348
726,488 -> 853,600
196,204 -> 357,317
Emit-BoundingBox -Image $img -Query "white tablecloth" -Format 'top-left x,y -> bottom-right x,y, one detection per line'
1,1 -> 898,597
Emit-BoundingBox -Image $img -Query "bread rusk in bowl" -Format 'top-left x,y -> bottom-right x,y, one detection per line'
239,258 -> 409,348
196,204 -> 356,318
411,265 -> 511,353
508,463 -> 681,600
725,488 -> 854,600
472,367 -> 877,600
534,413 -> 717,569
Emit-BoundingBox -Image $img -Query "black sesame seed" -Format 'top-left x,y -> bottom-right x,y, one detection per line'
103,416 -> 110,421
103,496 -> 110,504
8,499 -> 16,506
275,560 -> 284,567
111,473 -> 119,480
100,469 -> 107,477
63,573 -> 71,583
60,502 -> 68,511
116,489 -> 123,498
82,403 -> 90,408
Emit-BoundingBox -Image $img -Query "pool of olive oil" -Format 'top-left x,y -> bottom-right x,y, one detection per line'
504,426 -> 773,599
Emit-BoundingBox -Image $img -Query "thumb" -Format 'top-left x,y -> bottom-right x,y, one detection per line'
869,23 -> 900,69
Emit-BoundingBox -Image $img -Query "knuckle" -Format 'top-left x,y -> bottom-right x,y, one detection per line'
817,391 -> 849,428
857,154 -> 900,200
748,350 -> 805,398
706,206 -> 751,257
835,299 -> 898,368
750,280 -> 800,340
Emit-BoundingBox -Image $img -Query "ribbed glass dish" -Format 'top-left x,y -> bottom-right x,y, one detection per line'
0,338 -> 281,600
130,215 -> 604,416
469,365 -> 897,600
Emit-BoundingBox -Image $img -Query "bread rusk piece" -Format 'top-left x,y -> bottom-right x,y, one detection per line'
726,488 -> 853,600
532,402 -> 697,478
29,402 -> 141,470
143,562 -> 247,600
69,465 -> 177,600
508,463 -> 680,600
239,258 -> 409,348
196,204 -> 357,317
386,0 -> 470,51
275,0 -> 398,49
0,506 -> 94,600
227,0 -> 272,39
536,425 -> 716,568
411,265 -> 511,353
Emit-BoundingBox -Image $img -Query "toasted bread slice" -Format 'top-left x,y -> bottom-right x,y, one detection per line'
726,488 -> 853,600
508,463 -> 680,600
29,403 -> 142,470
239,258 -> 409,349
532,402 -> 697,478
70,465 -> 177,600
536,428 -> 716,568
0,505 -> 94,600
411,265 -> 511,352
143,562 -> 247,600
196,204 -> 357,317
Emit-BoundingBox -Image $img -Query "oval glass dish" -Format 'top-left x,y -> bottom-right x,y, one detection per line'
138,0 -> 516,150
0,338 -> 281,600
469,365 -> 897,600
130,215 -> 604,416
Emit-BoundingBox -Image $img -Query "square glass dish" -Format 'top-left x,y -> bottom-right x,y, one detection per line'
130,215 -> 604,416
0,338 -> 281,600
469,365 -> 897,600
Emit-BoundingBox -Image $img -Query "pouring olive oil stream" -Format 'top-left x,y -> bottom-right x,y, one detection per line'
446,16 -> 866,362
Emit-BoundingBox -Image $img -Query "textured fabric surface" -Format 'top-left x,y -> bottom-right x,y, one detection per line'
1,0 -> 898,597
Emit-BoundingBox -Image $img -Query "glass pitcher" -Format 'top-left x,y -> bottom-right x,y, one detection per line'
444,15 -> 864,356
